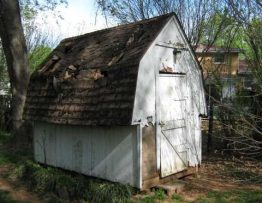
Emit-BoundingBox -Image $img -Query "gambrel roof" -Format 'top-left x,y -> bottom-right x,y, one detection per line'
24,13 -> 173,125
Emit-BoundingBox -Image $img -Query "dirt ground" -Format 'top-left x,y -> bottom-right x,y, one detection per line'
0,164 -> 43,203
0,152 -> 261,202
133,155 -> 262,202
180,155 -> 262,202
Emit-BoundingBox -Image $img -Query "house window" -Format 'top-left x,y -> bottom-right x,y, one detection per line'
213,54 -> 225,64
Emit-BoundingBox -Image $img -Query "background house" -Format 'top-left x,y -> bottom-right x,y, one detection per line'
195,44 -> 243,101
195,44 -> 240,77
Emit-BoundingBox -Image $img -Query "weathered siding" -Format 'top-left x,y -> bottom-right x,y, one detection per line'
142,125 -> 158,182
34,122 -> 140,188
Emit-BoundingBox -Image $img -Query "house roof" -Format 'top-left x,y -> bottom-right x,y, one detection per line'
195,44 -> 241,54
23,13 -> 173,126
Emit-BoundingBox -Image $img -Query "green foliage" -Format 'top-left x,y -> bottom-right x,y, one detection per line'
0,131 -> 22,165
171,193 -> 184,202
134,189 -> 167,203
201,11 -> 234,45
0,43 -> 9,95
20,4 -> 37,22
16,160 -> 133,202
0,135 -> 32,165
19,0 -> 68,15
0,130 -> 10,143
0,149 -> 20,165
0,151 -> 31,165
28,45 -> 52,72
89,181 -> 133,203
153,189 -> 166,201
0,154 -> 11,165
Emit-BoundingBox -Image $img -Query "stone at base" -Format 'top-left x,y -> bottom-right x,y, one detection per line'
155,181 -> 185,197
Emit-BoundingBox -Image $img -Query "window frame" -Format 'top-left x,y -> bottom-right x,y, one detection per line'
213,54 -> 226,64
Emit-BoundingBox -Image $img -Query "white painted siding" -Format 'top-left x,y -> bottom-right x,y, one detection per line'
34,122 -> 140,188
132,16 -> 206,171
132,16 -> 206,124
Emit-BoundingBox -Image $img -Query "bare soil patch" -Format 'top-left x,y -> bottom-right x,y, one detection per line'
0,164 -> 43,203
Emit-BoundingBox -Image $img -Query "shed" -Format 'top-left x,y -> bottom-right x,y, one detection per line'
24,13 -> 207,189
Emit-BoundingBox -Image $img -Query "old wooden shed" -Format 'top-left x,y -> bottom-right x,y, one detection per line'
24,13 -> 207,189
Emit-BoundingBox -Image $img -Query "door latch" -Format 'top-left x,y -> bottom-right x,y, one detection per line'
159,121 -> 165,127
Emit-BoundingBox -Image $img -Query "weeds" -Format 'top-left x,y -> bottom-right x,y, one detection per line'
0,154 -> 11,165
133,189 -> 167,203
0,131 -> 17,165
171,193 -> 184,202
89,181 -> 133,203
0,129 -> 32,165
153,189 -> 166,201
15,160 -> 133,202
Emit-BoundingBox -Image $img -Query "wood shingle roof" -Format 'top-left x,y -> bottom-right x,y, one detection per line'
24,13 -> 173,125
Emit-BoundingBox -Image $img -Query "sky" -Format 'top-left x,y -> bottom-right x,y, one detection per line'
36,0 -> 115,39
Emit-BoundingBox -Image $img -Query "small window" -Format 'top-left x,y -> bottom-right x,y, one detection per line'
213,54 -> 225,64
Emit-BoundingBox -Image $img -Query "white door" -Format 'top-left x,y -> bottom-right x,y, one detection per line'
158,74 -> 189,177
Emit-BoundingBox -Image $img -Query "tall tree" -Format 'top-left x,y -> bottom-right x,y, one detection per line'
0,0 -> 67,134
0,0 -> 29,134
96,0 -> 229,46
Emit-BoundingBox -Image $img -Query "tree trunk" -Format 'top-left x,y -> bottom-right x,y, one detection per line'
0,0 -> 29,134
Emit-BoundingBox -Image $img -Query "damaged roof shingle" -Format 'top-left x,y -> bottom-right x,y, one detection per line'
23,13 -> 173,126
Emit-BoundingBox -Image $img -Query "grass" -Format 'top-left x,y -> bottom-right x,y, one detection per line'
0,130 -> 15,165
171,193 -> 184,202
0,129 -> 33,166
0,154 -> 12,165
133,189 -> 168,203
0,146 -> 32,166
195,189 -> 262,203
